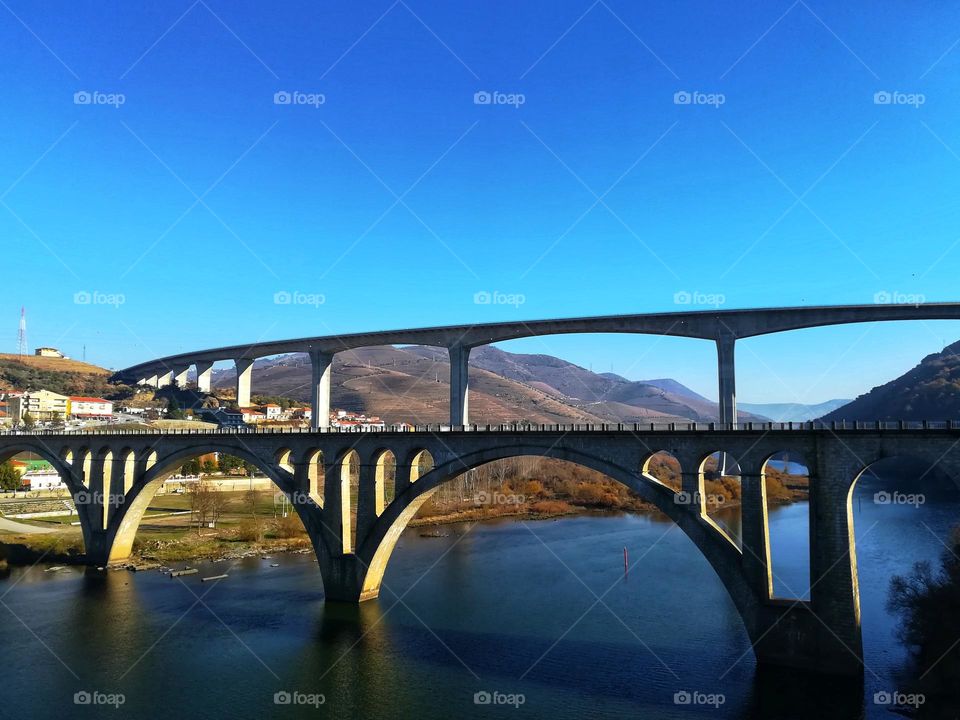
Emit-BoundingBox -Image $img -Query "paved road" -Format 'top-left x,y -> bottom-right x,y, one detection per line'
0,517 -> 57,534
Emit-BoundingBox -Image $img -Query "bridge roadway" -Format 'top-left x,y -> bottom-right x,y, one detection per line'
3,422 -> 959,677
111,302 -> 960,432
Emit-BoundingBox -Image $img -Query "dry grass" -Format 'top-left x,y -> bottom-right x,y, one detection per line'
0,354 -> 109,375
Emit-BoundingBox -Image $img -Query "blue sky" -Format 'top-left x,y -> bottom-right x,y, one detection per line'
2,0 -> 960,403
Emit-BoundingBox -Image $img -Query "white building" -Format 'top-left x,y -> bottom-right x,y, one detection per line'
69,396 -> 113,419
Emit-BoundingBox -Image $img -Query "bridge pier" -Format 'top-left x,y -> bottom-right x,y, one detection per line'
309,349 -> 332,430
156,371 -> 173,388
196,361 -> 213,393
235,358 -> 254,407
448,344 -> 470,425
172,365 -> 190,389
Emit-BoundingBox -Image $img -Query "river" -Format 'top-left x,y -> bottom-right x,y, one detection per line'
0,473 -> 956,719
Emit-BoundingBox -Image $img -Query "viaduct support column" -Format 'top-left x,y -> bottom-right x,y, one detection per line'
717,331 -> 737,475
156,371 -> 173,388
716,331 -> 737,427
196,362 -> 214,393
448,344 -> 470,426
173,366 -> 190,389
309,350 -> 333,430
235,358 -> 254,407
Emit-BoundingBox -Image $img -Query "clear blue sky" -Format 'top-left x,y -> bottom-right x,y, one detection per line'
2,0 -> 960,403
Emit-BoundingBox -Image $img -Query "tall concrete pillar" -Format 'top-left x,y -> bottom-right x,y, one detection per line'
143,374 -> 159,387
156,371 -> 173,388
309,349 -> 333,430
196,362 -> 214,393
448,344 -> 470,426
235,358 -> 254,407
716,332 -> 737,427
355,462 -> 378,551
173,366 -> 190,389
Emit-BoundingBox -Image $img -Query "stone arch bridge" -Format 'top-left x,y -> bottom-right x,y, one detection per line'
3,422 -> 959,677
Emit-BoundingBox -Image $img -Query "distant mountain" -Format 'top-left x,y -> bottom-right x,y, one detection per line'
820,340 -> 960,421
739,399 -> 850,423
213,345 -> 766,425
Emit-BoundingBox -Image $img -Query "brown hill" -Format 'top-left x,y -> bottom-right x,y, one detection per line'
821,339 -> 960,421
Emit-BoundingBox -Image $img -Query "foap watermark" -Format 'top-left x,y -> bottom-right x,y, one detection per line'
74,290 -> 125,308
873,690 -> 925,709
673,690 -> 725,708
74,90 -> 125,108
473,690 -> 525,708
75,491 -> 125,507
474,90 -> 525,108
274,90 -> 325,108
873,290 -> 925,305
274,691 -> 325,708
474,490 -> 525,506
873,91 -> 925,108
673,290 -> 725,308
74,690 -> 125,709
274,290 -> 325,308
474,290 -> 525,308
675,491 -> 725,508
874,490 -> 925,508
674,90 -> 725,108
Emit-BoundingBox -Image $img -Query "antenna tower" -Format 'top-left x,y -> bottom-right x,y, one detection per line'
17,307 -> 26,360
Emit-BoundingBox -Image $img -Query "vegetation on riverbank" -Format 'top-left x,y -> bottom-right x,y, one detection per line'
887,525 -> 960,716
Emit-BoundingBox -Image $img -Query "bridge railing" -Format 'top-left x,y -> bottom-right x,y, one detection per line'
2,420 -> 960,436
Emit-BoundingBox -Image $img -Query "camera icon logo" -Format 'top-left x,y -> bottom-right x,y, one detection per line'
274,290 -> 292,305
674,690 -> 692,704
74,691 -> 92,705
473,290 -> 491,305
474,91 -> 492,105
274,691 -> 292,705
274,91 -> 292,105
74,91 -> 92,105
673,91 -> 692,105
74,290 -> 92,305
873,91 -> 892,105
474,691 -> 492,705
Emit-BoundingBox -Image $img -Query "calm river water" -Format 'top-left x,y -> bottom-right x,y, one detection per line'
0,473 -> 956,719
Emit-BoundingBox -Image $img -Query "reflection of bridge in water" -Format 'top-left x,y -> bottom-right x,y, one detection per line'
9,303 -> 960,677
3,421 -> 959,678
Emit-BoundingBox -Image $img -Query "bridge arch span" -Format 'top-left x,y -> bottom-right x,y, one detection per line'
106,443 -> 303,564
353,443 -> 759,640
0,442 -> 78,492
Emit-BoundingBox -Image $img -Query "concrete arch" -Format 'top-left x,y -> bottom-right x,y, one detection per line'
695,449 -> 743,549
107,444 -> 298,563
372,448 -> 396,516
300,448 -> 325,506
276,448 -> 294,474
356,444 -> 759,645
0,442 -> 78,493
408,449 -> 434,483
116,448 -> 136,495
76,447 -> 92,488
639,450 -> 682,492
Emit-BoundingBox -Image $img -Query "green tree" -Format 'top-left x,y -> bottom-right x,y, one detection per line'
166,398 -> 185,420
22,413 -> 36,430
0,461 -> 22,491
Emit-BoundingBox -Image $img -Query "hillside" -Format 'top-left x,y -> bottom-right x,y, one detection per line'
211,345 -> 762,425
820,340 -> 960,421
0,354 -> 124,399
